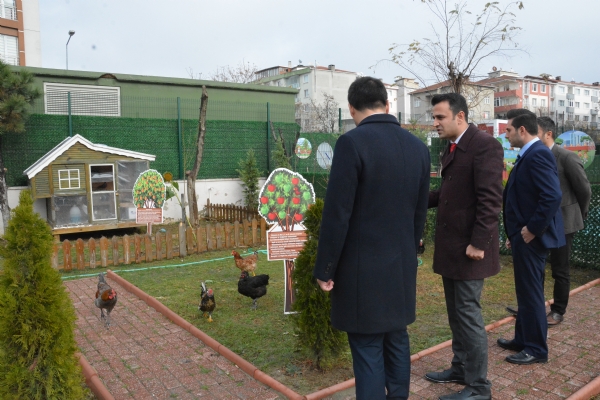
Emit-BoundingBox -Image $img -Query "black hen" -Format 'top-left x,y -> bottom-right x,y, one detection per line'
237,270 -> 269,310
95,273 -> 117,328
417,239 -> 425,255
199,281 -> 216,322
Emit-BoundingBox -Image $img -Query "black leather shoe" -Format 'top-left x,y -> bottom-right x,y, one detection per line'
506,305 -> 518,316
497,338 -> 523,352
547,311 -> 564,326
439,387 -> 491,400
505,350 -> 548,365
425,369 -> 466,385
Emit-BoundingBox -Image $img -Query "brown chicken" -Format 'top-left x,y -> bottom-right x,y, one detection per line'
199,281 -> 216,322
232,250 -> 258,276
95,273 -> 117,328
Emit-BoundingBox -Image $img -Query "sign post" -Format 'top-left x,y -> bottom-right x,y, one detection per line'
133,169 -> 166,235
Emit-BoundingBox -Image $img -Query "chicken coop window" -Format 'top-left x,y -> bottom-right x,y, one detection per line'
117,160 -> 149,221
51,195 -> 88,227
44,83 -> 121,117
90,164 -> 117,221
58,169 -> 81,190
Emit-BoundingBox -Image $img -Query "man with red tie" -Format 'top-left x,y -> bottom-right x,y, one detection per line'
425,93 -> 504,400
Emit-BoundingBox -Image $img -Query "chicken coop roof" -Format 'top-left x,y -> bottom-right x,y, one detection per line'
23,134 -> 156,179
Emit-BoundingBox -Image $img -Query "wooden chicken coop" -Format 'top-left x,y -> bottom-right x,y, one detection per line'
24,134 -> 155,238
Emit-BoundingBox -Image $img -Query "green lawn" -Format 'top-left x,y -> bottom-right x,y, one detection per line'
59,246 -> 600,395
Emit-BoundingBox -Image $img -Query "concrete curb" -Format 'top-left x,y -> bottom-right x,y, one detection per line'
76,352 -> 115,400
106,270 -> 304,400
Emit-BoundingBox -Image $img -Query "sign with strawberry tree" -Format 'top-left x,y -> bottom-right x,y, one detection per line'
258,168 -> 315,313
258,168 -> 315,231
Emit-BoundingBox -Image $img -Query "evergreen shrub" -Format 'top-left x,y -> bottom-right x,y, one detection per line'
292,198 -> 345,369
0,191 -> 84,399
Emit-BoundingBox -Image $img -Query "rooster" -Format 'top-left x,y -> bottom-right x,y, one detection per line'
95,273 -> 117,328
238,270 -> 269,310
199,281 -> 216,322
232,250 -> 258,276
417,239 -> 425,255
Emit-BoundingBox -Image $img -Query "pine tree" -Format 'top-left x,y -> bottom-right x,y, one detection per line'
0,191 -> 84,399
236,149 -> 261,208
292,198 -> 345,369
271,137 -> 292,170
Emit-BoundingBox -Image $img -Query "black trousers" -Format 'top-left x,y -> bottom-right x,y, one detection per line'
442,277 -> 491,396
549,232 -> 574,316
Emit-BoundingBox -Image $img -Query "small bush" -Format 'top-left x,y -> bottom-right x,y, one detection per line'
237,148 -> 261,208
292,198 -> 345,369
0,191 -> 84,399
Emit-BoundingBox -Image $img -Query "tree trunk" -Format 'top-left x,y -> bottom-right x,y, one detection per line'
185,85 -> 208,227
0,137 -> 11,230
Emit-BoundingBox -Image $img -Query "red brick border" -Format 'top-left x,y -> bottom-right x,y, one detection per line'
77,352 -> 114,400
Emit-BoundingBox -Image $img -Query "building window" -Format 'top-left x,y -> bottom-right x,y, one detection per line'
541,84 -> 546,93
575,102 -> 580,108
483,111 -> 490,119
0,33 -> 18,65
594,90 -> 599,97
494,97 -> 501,107
58,169 -> 81,190
524,98 -> 529,107
304,89 -> 309,98
559,86 -> 566,93
44,83 -> 121,117
569,100 -> 574,107
532,98 -> 537,106
585,89 -> 590,96
532,83 -> 538,92
567,113 -> 574,120
576,89 -> 581,95
541,99 -> 546,107
585,103 -> 590,108
524,84 -> 529,94
584,116 -> 589,122
303,74 -> 309,83
575,115 -> 580,121
559,100 -> 565,107
484,97 -> 490,104
414,99 -> 421,107
0,0 -> 16,20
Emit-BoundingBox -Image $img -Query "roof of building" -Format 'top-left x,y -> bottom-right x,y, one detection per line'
410,79 -> 495,95
24,134 -> 156,179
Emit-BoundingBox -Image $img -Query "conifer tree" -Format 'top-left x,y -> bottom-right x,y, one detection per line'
0,191 -> 84,399
292,198 -> 345,369
236,148 -> 261,208
271,137 -> 292,170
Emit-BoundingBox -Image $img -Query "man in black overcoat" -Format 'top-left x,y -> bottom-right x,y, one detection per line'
425,93 -> 504,400
313,77 -> 430,400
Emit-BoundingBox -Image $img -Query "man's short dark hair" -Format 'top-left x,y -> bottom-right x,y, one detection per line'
347,77 -> 388,111
537,116 -> 556,139
510,112 -> 538,135
431,93 -> 469,122
506,108 -> 535,119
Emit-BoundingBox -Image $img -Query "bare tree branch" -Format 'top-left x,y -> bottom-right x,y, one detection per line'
209,60 -> 258,84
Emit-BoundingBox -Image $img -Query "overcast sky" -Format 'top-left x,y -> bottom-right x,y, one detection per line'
39,0 -> 600,87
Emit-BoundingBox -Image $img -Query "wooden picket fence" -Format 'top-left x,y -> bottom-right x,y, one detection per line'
53,218 -> 268,271
204,199 -> 259,222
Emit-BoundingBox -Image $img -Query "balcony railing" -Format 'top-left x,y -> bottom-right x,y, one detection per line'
495,89 -> 518,98
567,93 -> 575,100
591,109 -> 598,116
494,104 -> 519,113
566,107 -> 575,113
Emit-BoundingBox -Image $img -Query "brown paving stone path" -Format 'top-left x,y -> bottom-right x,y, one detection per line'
65,276 -> 283,400
409,283 -> 600,400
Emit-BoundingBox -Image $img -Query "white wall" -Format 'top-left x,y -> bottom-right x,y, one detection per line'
21,0 -> 42,67
0,178 -> 267,234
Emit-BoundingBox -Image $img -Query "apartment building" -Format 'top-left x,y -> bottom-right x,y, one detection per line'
552,78 -> 600,128
395,77 -> 420,124
0,0 -> 41,66
409,80 -> 495,125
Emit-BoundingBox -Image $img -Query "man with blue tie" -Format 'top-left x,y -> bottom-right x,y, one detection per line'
498,109 -> 565,365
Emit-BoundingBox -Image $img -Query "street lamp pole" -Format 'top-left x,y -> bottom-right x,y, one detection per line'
66,30 -> 75,70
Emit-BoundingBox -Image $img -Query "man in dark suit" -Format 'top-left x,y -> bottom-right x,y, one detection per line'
506,117 -> 591,326
425,93 -> 503,400
313,77 -> 430,400
498,110 -> 565,365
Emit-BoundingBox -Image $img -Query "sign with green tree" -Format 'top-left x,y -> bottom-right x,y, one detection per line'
133,169 -> 166,232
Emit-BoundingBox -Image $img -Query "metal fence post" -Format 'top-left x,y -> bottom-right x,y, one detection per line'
177,97 -> 183,179
68,91 -> 72,137
266,102 -> 271,172
398,112 -> 402,124
339,107 -> 342,133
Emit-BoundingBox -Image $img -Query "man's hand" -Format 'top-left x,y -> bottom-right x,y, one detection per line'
505,238 -> 511,249
521,226 -> 535,244
317,279 -> 334,292
466,244 -> 484,260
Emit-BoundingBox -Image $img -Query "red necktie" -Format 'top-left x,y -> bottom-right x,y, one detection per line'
450,143 -> 457,153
